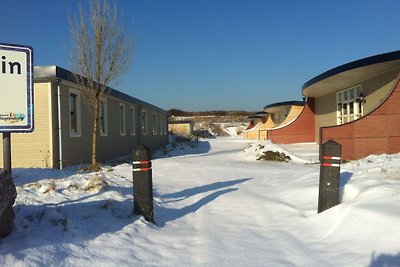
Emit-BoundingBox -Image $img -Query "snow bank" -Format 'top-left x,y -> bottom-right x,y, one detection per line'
242,140 -> 315,163
0,137 -> 399,266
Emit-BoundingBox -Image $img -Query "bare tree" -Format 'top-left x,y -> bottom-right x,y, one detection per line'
68,0 -> 133,170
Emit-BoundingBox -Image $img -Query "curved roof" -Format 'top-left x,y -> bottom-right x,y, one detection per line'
302,50 -> 400,98
247,111 -> 269,119
264,101 -> 304,113
255,111 -> 269,117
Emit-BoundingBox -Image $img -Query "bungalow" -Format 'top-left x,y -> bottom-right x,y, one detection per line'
0,66 -> 168,168
302,50 -> 400,160
242,111 -> 270,140
243,101 -> 313,142
265,99 -> 315,144
168,120 -> 194,136
244,51 -> 400,160
264,101 -> 305,126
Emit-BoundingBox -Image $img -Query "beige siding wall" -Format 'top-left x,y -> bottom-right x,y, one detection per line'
314,92 -> 337,140
141,110 -> 168,149
277,105 -> 304,127
362,68 -> 399,114
169,123 -> 193,135
96,97 -> 140,162
0,78 -> 168,168
50,81 -> 61,168
58,82 -> 92,166
271,106 -> 291,125
59,82 -> 168,166
314,68 -> 400,142
0,82 -> 53,168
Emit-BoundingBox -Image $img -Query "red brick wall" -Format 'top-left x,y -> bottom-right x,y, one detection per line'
267,99 -> 316,144
321,76 -> 400,160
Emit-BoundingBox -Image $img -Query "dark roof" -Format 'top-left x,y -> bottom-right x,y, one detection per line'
302,50 -> 400,92
34,66 -> 167,114
247,115 -> 260,119
255,111 -> 269,116
263,100 -> 304,110
169,120 -> 193,124
247,111 -> 269,119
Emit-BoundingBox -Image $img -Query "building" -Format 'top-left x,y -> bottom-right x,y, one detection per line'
168,120 -> 194,136
243,101 -> 314,142
243,51 -> 400,160
242,112 -> 270,140
258,51 -> 400,159
302,50 -> 400,160
264,101 -> 304,126
0,66 -> 168,168
264,99 -> 315,144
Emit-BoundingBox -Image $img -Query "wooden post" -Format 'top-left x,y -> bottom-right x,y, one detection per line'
132,144 -> 154,223
318,139 -> 342,213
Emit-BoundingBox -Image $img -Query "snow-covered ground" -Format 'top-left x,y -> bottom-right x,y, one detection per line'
1,137 -> 400,266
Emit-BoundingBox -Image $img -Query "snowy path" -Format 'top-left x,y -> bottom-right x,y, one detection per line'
1,137 -> 400,266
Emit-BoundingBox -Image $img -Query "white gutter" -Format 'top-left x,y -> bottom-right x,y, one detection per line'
56,79 -> 63,169
139,105 -> 143,144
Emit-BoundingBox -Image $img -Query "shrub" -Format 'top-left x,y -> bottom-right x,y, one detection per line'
257,151 -> 291,162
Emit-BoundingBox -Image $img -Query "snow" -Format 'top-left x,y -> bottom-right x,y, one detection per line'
1,137 -> 400,266
223,126 -> 240,136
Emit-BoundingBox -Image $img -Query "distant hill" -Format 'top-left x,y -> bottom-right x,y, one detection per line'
168,109 -> 254,117
168,109 -> 251,137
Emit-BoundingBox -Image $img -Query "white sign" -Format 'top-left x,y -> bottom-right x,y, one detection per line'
0,43 -> 34,132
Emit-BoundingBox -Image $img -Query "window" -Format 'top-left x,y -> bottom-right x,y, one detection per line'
142,110 -> 148,135
99,99 -> 108,136
159,115 -> 165,135
337,85 -> 364,124
130,106 -> 136,135
120,103 -> 126,135
152,113 -> 158,135
164,115 -> 167,134
69,89 -> 81,137
161,115 -> 167,135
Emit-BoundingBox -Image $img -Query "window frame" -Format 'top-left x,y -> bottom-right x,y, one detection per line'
69,88 -> 81,137
130,106 -> 136,136
99,98 -> 108,136
337,85 -> 364,125
119,103 -> 126,136
142,109 -> 148,135
162,114 -> 167,135
159,114 -> 165,135
152,112 -> 158,135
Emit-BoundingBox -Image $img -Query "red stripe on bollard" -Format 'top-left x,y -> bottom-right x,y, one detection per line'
323,156 -> 341,160
132,160 -> 150,165
321,163 -> 340,167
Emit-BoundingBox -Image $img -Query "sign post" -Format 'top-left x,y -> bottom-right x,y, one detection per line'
0,43 -> 33,238
0,43 -> 34,175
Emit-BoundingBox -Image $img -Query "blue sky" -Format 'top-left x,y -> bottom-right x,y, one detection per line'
1,0 -> 400,111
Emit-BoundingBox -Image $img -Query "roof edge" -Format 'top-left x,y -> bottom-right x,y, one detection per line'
263,100 -> 305,110
34,66 -> 167,114
302,50 -> 400,92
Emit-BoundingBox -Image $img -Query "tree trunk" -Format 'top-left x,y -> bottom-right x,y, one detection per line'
92,99 -> 99,166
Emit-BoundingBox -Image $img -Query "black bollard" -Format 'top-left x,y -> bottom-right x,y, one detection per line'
318,139 -> 342,213
3,133 -> 12,177
132,144 -> 154,223
0,169 -> 17,238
